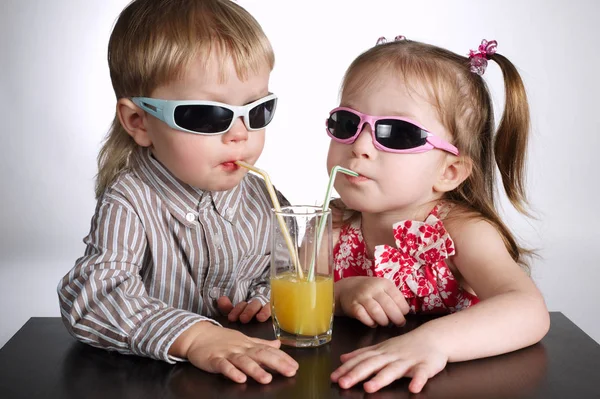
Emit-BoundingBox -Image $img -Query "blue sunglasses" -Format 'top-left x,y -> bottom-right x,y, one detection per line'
131,93 -> 277,135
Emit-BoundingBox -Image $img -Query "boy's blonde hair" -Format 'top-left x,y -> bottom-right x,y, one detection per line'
334,39 -> 532,269
96,0 -> 274,198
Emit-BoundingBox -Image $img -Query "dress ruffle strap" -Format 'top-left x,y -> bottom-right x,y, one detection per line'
374,212 -> 455,299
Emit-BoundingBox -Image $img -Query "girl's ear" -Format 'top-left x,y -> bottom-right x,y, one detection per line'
433,155 -> 473,193
117,98 -> 152,147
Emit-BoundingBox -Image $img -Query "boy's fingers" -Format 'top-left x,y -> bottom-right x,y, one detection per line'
240,300 -> 262,323
256,304 -> 271,322
248,339 -> 299,370
229,353 -> 273,384
217,296 -> 234,315
250,336 -> 281,348
228,302 -> 247,322
248,346 -> 298,377
212,357 -> 247,383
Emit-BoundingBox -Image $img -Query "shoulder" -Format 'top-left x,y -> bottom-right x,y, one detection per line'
442,208 -> 531,293
97,168 -> 147,213
443,208 -> 507,262
242,173 -> 289,204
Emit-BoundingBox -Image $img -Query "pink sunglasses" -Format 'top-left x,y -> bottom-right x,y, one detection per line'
326,107 -> 459,155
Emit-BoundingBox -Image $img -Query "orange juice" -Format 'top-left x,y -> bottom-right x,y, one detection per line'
271,272 -> 334,336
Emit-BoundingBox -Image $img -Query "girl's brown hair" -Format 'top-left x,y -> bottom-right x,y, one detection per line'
96,0 -> 274,198
334,39 -> 532,269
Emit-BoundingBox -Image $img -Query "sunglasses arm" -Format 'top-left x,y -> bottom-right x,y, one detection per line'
131,97 -> 166,120
427,134 -> 460,156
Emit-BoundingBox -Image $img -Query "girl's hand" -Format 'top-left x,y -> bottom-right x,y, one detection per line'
331,330 -> 448,394
336,276 -> 410,327
217,296 -> 271,323
181,322 -> 298,384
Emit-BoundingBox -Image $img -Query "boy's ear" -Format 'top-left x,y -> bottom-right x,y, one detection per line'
433,155 -> 472,193
117,98 -> 152,147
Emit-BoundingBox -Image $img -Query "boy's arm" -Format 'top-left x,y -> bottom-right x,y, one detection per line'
57,196 -> 217,363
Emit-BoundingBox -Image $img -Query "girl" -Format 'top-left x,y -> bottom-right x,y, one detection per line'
57,0 -> 298,385
326,37 -> 550,393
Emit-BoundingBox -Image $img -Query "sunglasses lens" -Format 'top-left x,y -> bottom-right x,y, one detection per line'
174,105 -> 234,134
375,119 -> 428,150
248,98 -> 277,129
327,110 -> 360,139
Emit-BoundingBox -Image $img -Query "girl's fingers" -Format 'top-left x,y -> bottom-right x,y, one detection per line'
363,360 -> 412,393
229,353 -> 272,384
353,304 -> 376,327
239,300 -> 262,323
408,364 -> 431,394
212,357 -> 247,383
364,298 -> 390,326
339,345 -> 371,362
374,292 -> 406,326
331,349 -> 382,383
336,354 -> 391,389
386,287 -> 410,316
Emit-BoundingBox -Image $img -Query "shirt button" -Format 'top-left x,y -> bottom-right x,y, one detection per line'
185,213 -> 196,222
213,234 -> 223,246
210,287 -> 220,299
225,209 -> 235,219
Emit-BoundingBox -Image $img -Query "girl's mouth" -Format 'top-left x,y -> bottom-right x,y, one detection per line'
344,174 -> 369,184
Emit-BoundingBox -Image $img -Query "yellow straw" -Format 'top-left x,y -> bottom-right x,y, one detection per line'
235,161 -> 303,279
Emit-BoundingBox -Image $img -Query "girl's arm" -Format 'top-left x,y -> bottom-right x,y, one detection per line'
331,218 -> 549,393
419,217 -> 549,361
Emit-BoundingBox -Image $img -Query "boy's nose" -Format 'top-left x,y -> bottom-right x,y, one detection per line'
351,125 -> 376,159
223,118 -> 249,143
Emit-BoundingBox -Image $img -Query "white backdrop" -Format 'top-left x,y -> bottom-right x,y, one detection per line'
1,0 -> 599,348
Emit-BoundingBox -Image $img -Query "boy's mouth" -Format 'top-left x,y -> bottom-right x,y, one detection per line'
221,161 -> 241,171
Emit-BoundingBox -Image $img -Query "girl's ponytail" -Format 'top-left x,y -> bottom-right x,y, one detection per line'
489,53 -> 531,215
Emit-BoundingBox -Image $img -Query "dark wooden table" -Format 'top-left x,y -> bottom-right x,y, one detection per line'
1,312 -> 599,398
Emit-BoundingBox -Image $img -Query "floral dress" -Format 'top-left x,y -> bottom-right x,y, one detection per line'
333,204 -> 479,314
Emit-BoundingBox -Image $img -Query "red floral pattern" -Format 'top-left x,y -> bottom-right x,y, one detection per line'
333,205 -> 479,314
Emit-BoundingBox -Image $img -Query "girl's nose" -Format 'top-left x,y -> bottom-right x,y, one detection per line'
222,118 -> 249,143
351,124 -> 376,159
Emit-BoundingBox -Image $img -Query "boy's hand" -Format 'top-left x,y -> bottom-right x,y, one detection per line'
174,322 -> 298,384
336,277 -> 410,327
217,296 -> 271,323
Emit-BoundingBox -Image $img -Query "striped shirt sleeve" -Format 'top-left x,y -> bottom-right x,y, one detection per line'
57,194 -> 216,363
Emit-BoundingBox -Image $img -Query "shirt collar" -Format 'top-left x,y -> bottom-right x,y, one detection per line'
130,147 -> 243,226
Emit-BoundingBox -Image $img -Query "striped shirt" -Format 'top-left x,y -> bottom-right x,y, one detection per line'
57,147 -> 287,363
